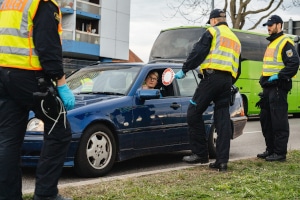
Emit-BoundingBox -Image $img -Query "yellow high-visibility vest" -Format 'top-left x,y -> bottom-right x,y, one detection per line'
81,78 -> 93,92
201,25 -> 241,78
0,0 -> 62,70
262,35 -> 294,76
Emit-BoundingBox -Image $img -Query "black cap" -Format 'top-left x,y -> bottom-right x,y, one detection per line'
206,9 -> 226,24
263,15 -> 283,26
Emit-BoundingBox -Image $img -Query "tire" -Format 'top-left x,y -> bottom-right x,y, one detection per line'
74,124 -> 116,177
208,124 -> 217,159
242,95 -> 248,116
293,113 -> 300,118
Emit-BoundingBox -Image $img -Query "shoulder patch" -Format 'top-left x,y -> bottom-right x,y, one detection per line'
286,49 -> 293,57
54,12 -> 60,22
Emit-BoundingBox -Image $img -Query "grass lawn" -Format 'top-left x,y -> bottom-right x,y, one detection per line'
24,150 -> 300,200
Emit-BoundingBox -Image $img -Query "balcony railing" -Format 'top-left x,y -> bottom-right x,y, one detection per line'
75,30 -> 99,44
77,0 -> 100,16
57,0 -> 74,9
62,29 -> 74,40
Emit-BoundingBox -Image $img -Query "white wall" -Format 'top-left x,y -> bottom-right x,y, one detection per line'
100,0 -> 130,60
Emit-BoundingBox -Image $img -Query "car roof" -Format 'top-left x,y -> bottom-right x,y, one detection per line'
80,62 -> 183,70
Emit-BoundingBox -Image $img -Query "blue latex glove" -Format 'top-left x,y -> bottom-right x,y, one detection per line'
190,99 -> 197,105
174,70 -> 186,79
57,84 -> 75,110
268,74 -> 279,82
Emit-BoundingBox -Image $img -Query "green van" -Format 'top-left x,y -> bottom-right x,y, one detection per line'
149,26 -> 300,116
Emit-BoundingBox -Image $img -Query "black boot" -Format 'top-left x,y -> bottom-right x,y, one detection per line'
209,162 -> 227,172
182,154 -> 209,164
257,150 -> 272,159
33,194 -> 73,200
265,153 -> 286,162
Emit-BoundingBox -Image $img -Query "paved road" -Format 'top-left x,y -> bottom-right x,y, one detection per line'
22,117 -> 300,194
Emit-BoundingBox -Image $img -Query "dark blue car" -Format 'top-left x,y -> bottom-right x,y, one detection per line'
23,62 -> 247,177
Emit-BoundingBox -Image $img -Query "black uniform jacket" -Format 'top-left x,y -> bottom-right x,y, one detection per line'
33,0 -> 65,81
181,22 -> 242,84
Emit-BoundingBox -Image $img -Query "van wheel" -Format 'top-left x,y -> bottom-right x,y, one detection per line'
74,124 -> 116,177
208,125 -> 216,159
293,113 -> 300,118
242,95 -> 248,116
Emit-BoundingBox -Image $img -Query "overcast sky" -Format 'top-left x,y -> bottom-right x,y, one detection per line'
129,0 -> 300,63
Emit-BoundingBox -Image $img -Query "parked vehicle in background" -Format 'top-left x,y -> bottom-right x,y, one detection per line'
149,26 -> 300,116
23,62 -> 247,177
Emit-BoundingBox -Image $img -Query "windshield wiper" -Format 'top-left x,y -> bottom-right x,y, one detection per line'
76,91 -> 124,95
96,92 -> 124,95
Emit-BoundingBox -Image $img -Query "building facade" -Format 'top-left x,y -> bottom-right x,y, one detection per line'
58,0 -> 131,64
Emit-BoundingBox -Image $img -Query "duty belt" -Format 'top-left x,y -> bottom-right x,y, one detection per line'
203,69 -> 231,77
205,69 -> 215,74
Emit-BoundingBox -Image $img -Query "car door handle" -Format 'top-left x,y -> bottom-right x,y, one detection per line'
170,102 -> 181,109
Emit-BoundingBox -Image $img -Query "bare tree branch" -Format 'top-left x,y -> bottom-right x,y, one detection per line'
242,0 -> 279,15
292,0 -> 300,6
167,0 -> 297,29
166,0 -> 211,24
247,0 -> 283,30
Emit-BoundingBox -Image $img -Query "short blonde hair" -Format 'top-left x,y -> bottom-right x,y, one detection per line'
147,71 -> 159,79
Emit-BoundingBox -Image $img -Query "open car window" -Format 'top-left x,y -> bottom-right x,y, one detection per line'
149,68 -> 198,97
139,68 -> 177,98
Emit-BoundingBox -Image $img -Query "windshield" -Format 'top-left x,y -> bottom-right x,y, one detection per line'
149,27 -> 206,62
67,66 -> 140,95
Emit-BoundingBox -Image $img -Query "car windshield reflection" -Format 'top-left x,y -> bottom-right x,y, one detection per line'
67,66 -> 139,95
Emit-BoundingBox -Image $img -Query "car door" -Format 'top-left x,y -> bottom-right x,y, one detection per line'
174,70 -> 199,143
132,69 -> 184,149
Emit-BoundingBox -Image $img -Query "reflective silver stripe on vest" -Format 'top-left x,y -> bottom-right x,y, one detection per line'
0,0 -> 37,56
21,0 -> 33,36
0,28 -> 23,37
0,46 -> 37,56
207,58 -> 238,73
263,68 -> 280,73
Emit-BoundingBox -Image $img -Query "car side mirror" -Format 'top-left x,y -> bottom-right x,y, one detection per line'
137,89 -> 160,100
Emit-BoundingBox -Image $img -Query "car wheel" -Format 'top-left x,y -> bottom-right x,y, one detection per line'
208,124 -> 216,159
74,124 -> 116,177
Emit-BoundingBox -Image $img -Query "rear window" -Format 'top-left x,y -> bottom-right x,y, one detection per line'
234,31 -> 269,61
149,27 -> 270,63
149,28 -> 206,62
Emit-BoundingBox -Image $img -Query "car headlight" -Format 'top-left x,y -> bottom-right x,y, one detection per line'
27,118 -> 44,132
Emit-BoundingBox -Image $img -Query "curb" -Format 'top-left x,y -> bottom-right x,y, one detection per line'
23,156 -> 255,195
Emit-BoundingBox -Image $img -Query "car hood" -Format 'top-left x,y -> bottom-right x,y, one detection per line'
73,94 -> 122,109
27,94 -> 122,120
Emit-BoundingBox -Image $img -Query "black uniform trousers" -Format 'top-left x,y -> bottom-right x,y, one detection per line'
259,86 -> 289,156
0,67 -> 71,200
187,70 -> 232,164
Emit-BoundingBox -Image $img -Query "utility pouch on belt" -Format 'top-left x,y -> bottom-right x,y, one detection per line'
255,92 -> 264,109
230,85 -> 238,106
33,78 -> 60,118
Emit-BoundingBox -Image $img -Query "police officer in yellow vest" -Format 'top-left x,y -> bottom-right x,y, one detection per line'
80,77 -> 93,92
175,9 -> 241,172
257,15 -> 299,162
0,0 -> 74,199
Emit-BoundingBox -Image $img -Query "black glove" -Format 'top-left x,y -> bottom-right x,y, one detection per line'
198,73 -> 203,79
255,92 -> 264,109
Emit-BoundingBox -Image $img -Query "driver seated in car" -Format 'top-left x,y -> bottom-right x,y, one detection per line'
142,71 -> 159,89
